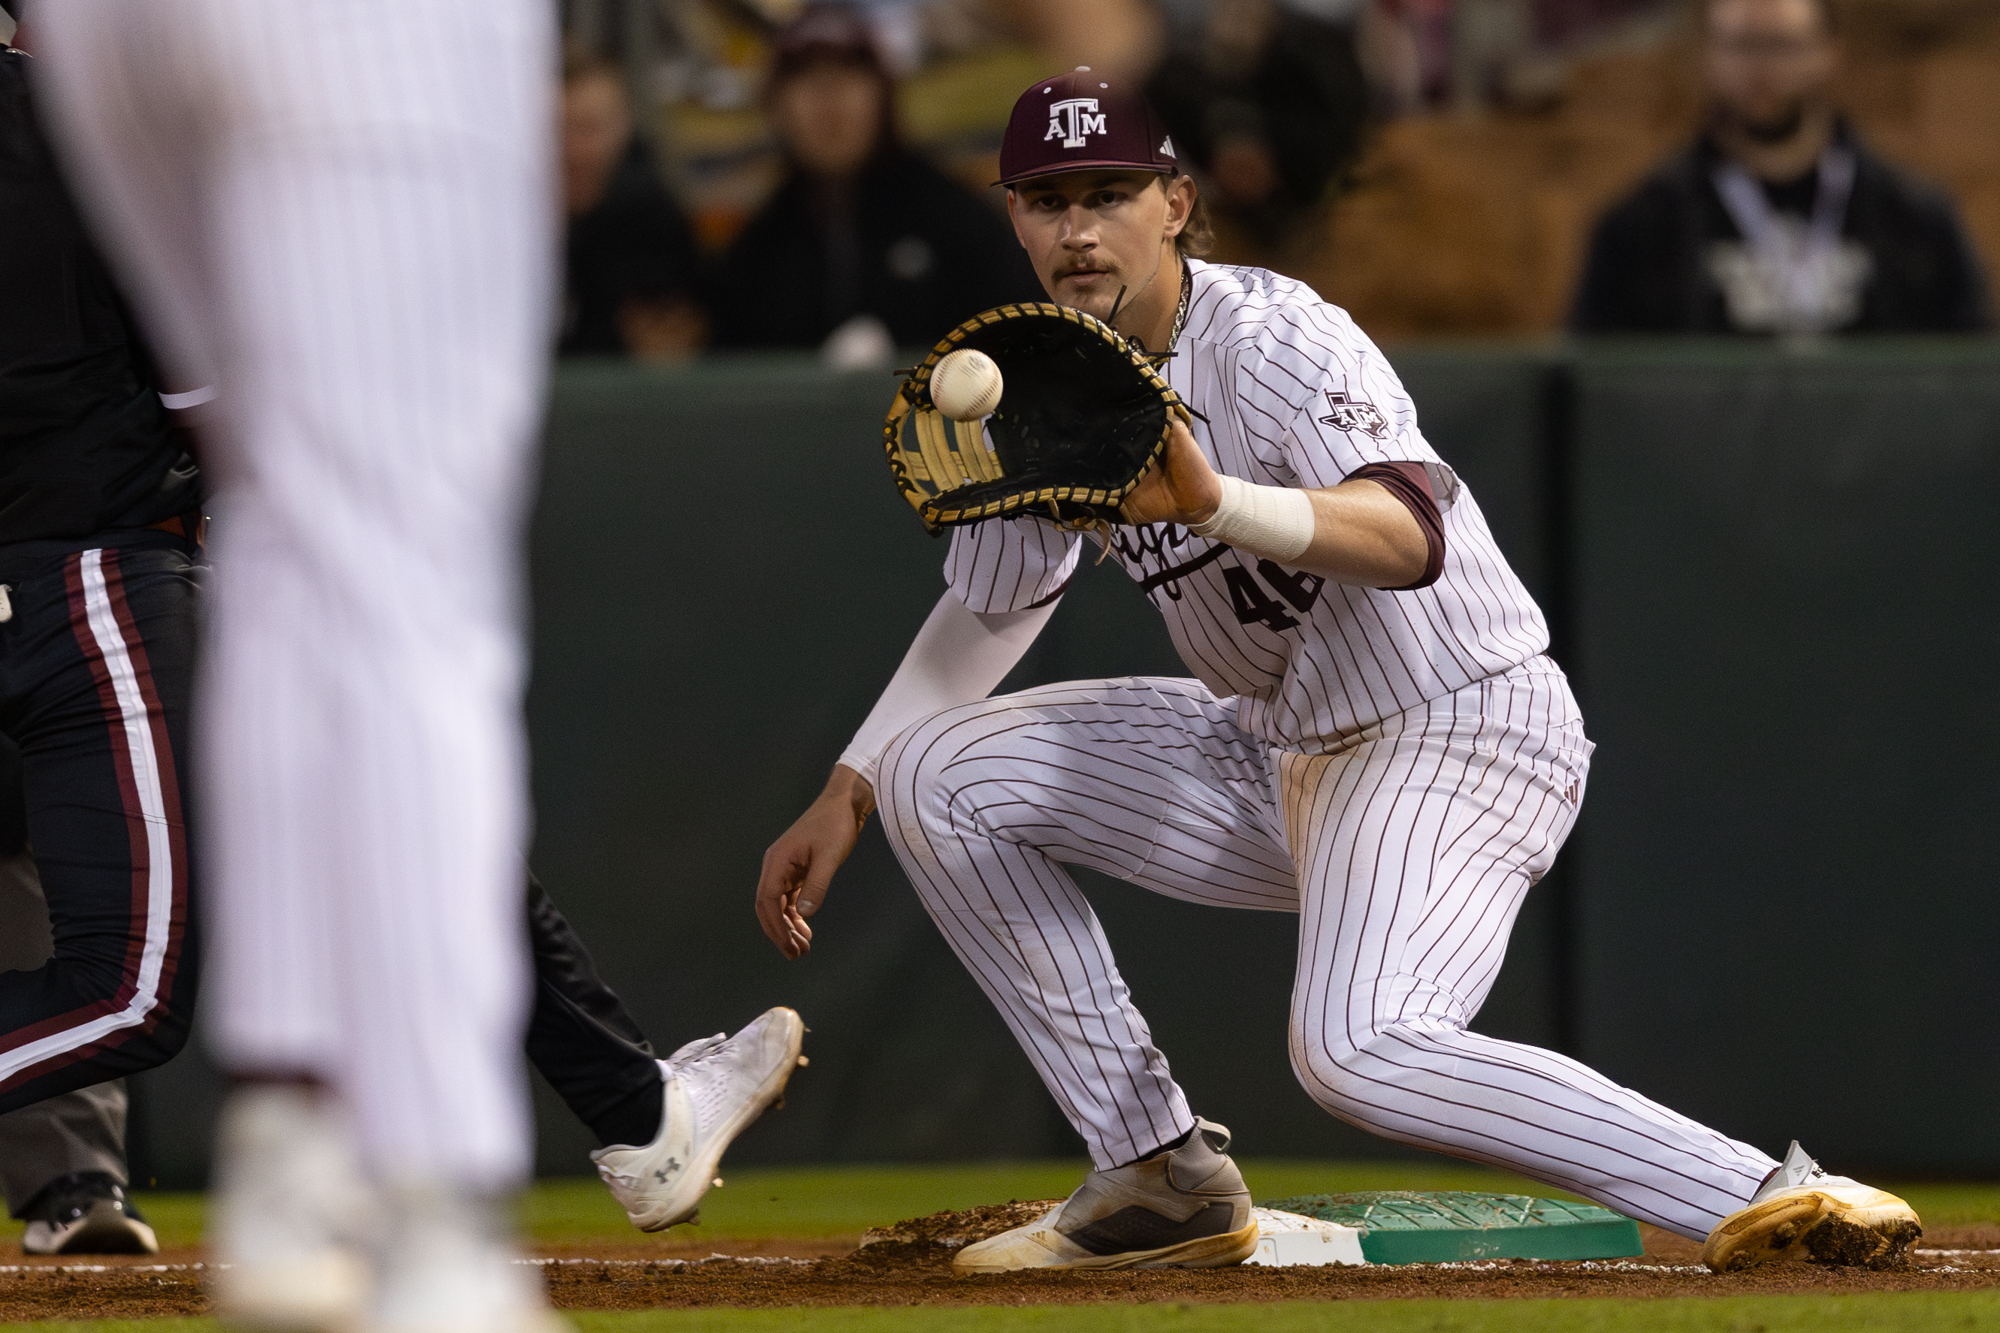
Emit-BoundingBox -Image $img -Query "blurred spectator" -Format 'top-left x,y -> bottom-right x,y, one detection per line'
1572,0 -> 1991,335
1003,0 -> 1166,84
560,46 -> 706,361
709,6 -> 1041,365
1147,0 -> 1370,254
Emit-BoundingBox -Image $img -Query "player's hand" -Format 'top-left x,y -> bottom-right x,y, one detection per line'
1120,418 -> 1223,528
756,765 -> 874,960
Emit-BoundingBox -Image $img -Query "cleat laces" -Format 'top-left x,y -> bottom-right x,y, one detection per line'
666,1031 -> 752,1133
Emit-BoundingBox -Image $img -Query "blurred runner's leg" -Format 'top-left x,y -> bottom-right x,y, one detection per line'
36,1 -> 557,1326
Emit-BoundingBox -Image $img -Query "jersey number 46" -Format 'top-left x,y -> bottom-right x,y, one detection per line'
1225,559 -> 1324,632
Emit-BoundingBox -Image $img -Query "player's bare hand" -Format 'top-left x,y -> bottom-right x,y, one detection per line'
1120,417 -> 1223,528
756,765 -> 874,960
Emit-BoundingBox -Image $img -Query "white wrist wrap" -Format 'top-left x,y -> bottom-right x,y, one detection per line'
1189,474 -> 1315,562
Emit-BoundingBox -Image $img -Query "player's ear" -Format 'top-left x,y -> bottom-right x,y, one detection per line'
1161,174 -> 1194,240
1005,189 -> 1027,249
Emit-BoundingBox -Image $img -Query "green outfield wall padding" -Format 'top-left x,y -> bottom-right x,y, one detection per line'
121,340 -> 2000,1187
1564,339 -> 2000,1177
1263,1192 -> 1645,1264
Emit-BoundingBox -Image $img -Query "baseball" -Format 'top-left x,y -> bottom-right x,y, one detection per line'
930,349 -> 1004,420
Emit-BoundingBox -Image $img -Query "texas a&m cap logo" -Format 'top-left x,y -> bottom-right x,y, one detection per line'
1046,97 -> 1106,148
997,68 -> 1177,187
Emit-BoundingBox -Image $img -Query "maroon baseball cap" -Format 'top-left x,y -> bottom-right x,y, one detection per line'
996,67 -> 1179,188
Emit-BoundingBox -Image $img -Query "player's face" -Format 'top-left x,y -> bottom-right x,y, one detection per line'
1705,0 -> 1837,140
1007,171 -> 1189,322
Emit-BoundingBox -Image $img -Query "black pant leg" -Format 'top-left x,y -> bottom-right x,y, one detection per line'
0,540 -> 199,1113
524,872 -> 663,1145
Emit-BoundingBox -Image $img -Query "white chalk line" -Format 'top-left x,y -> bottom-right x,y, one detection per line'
0,1255 -> 814,1277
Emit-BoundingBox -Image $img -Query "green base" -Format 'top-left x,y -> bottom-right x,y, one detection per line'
1260,1191 -> 1645,1265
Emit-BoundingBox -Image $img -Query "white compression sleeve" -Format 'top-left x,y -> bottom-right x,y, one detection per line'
1189,473 -> 1316,563
837,591 -> 1057,790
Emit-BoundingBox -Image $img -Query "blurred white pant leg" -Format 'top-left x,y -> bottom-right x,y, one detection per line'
36,0 -> 555,1188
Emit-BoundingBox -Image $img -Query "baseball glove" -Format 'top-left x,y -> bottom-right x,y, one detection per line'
883,303 -> 1192,535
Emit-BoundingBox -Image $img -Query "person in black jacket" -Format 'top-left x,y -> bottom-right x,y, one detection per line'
559,47 -> 705,360
1146,0 -> 1370,255
1572,0 -> 1991,335
709,6 -> 1043,360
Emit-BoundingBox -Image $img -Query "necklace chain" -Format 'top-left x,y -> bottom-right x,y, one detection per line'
1167,262 -> 1192,352
1121,263 -> 1193,359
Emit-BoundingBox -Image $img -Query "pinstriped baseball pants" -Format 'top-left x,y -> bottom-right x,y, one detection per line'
878,660 -> 1778,1241
37,0 -> 553,1186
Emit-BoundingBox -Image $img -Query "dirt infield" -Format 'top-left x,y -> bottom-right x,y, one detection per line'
3,1207 -> 1996,1323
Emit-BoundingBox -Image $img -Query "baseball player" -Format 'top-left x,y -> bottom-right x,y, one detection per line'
3,26 -> 799,1280
33,0 -> 558,1316
758,69 -> 1920,1275
0,24 -> 203,1258
28,3 -> 804,1328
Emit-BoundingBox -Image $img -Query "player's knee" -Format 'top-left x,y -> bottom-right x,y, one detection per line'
147,1011 -> 194,1064
88,1000 -> 195,1083
1286,1015 -> 1389,1109
876,700 -> 1013,829
141,983 -> 199,1066
875,717 -> 964,855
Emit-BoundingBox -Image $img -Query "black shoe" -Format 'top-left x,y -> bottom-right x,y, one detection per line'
21,1173 -> 159,1255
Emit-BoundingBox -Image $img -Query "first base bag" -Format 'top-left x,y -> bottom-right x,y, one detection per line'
883,303 -> 1191,535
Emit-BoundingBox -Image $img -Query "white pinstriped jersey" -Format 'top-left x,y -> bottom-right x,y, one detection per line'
944,260 -> 1549,752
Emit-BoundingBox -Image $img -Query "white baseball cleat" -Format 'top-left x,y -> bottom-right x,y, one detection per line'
363,1184 -> 566,1333
210,1084 -> 373,1332
1702,1140 -> 1922,1272
952,1118 -> 1258,1274
589,1006 -> 806,1232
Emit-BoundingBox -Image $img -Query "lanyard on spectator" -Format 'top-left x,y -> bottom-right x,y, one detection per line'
1711,145 -> 1858,331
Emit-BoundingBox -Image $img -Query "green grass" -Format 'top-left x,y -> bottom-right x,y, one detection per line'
0,1164 -> 1992,1249
9,1293 -> 2000,1332
1881,1183 -> 2000,1231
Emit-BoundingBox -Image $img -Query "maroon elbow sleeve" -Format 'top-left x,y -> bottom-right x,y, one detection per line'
1348,461 -> 1446,590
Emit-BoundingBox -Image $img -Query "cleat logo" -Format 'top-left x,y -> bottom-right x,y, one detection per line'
655,1157 -> 682,1183
1045,98 -> 1107,149
1319,391 -> 1388,438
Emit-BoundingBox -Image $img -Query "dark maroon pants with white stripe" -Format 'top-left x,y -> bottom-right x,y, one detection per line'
0,533 -> 662,1142
0,533 -> 200,1113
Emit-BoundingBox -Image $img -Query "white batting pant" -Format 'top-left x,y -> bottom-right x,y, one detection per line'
879,663 -> 1778,1240
35,0 -> 553,1187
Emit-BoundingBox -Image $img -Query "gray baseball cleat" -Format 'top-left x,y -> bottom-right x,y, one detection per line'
21,1173 -> 159,1256
1702,1140 -> 1922,1272
590,1006 -> 806,1232
952,1118 -> 1258,1274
